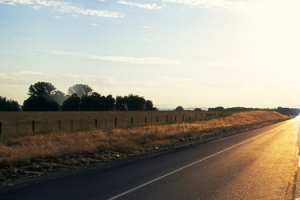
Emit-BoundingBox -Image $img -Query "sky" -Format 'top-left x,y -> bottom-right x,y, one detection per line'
0,0 -> 300,109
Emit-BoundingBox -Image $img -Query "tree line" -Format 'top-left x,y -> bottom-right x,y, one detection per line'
0,82 -> 157,111
208,106 -> 300,116
1,82 -> 300,114
276,107 -> 300,116
0,96 -> 19,111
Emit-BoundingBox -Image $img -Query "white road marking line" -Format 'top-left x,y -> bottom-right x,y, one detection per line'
107,124 -> 287,200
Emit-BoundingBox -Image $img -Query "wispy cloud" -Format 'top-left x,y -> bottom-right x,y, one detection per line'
163,0 -> 245,10
141,26 -> 151,29
159,76 -> 220,84
28,49 -> 181,65
0,73 -> 8,79
118,0 -> 163,9
155,76 -> 221,91
203,61 -> 248,67
0,0 -> 126,18
0,71 -> 158,95
1,71 -> 116,85
14,71 -> 45,75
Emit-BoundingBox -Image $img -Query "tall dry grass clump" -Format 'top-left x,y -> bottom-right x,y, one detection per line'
0,111 -> 288,165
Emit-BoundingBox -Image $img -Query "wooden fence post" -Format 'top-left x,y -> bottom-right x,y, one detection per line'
0,122 -> 2,135
16,120 -> 18,134
175,116 -> 177,122
32,120 -> 35,132
115,117 -> 117,127
95,119 -> 97,129
131,118 -> 133,126
58,120 -> 61,131
145,117 -> 147,125
182,115 -> 185,121
156,116 -> 158,123
71,120 -> 73,131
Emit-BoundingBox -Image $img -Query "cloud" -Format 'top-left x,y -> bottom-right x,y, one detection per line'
0,0 -> 126,18
0,71 -> 156,94
0,73 -> 8,79
91,23 -> 99,26
28,49 -> 181,65
203,61 -> 248,67
0,71 -> 43,86
163,0 -> 245,10
1,71 -> 118,84
14,71 -> 46,75
155,76 -> 222,92
141,26 -> 151,29
159,76 -> 220,84
118,0 -> 163,9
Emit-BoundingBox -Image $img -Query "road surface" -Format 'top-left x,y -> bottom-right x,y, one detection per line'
2,117 -> 300,200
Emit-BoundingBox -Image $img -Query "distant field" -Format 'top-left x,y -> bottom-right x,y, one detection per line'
0,110 -> 225,135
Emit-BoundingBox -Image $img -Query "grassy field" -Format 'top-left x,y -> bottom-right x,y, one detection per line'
0,110 -> 223,135
0,110 -> 289,185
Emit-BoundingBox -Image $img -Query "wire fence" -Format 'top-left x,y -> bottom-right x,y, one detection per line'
0,111 -> 231,135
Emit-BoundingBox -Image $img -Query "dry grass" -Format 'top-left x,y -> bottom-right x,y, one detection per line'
0,111 -> 288,166
0,110 -> 211,134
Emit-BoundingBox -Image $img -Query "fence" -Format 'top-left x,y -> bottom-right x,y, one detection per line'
0,111 -> 230,135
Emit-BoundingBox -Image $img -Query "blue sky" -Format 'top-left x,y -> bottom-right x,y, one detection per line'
0,0 -> 300,109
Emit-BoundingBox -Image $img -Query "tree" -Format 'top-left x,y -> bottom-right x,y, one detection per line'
226,107 -> 253,111
145,100 -> 157,111
208,106 -> 225,111
81,92 -> 104,111
0,96 -> 20,111
277,107 -> 300,116
292,108 -> 300,116
62,94 -> 81,111
23,96 -> 60,111
104,94 -> 115,111
23,82 -> 60,111
175,106 -> 184,111
28,82 -> 56,98
126,94 -> 146,111
68,84 -> 93,97
115,96 -> 127,111
49,90 -> 67,106
116,95 -> 155,111
194,108 -> 202,111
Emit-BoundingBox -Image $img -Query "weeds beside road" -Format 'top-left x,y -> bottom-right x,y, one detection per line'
0,111 -> 289,186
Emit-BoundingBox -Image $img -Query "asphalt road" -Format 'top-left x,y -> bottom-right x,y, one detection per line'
2,117 -> 300,200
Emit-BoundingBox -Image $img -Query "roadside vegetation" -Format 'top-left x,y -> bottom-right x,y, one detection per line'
0,81 -> 298,185
0,110 -> 289,185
